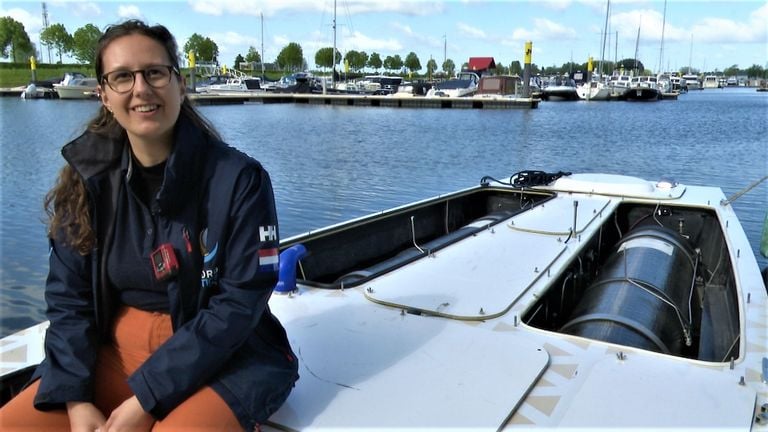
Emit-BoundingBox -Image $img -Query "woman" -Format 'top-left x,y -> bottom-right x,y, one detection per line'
0,20 -> 298,432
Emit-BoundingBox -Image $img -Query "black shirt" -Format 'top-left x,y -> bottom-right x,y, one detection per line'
107,157 -> 170,312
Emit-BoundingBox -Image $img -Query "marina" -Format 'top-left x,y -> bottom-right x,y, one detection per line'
1,87 -> 766,429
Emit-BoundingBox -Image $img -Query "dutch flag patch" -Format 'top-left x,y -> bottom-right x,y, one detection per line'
258,248 -> 279,271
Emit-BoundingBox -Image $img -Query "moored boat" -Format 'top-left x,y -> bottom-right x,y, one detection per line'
52,73 -> 99,99
426,71 -> 480,98
2,171 -> 766,430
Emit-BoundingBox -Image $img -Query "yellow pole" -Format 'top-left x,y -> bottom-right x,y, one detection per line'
187,51 -> 196,92
29,56 -> 37,82
523,41 -> 533,97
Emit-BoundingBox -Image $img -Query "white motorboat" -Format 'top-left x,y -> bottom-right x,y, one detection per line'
576,80 -> 611,101
683,74 -> 701,90
198,77 -> 262,93
541,75 -> 579,101
426,71 -> 480,98
703,75 -> 721,89
2,171 -> 767,430
53,73 -> 99,99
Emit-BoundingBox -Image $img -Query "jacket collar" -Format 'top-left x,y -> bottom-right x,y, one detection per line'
62,114 -> 210,216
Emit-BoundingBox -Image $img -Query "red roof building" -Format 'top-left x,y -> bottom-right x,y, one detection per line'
467,57 -> 497,74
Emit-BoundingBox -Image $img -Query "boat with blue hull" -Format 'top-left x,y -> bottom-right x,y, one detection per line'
2,171 -> 767,430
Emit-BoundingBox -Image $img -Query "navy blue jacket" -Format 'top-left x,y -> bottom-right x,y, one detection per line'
32,114 -> 299,430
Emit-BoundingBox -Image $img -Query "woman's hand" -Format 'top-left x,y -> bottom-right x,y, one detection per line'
103,395 -> 155,432
66,401 -> 106,432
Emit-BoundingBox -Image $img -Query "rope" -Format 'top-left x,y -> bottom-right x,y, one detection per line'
720,175 -> 768,206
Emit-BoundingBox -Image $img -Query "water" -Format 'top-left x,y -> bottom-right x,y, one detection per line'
1,89 -> 766,337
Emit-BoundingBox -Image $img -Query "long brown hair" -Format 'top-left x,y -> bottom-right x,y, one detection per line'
46,19 -> 220,254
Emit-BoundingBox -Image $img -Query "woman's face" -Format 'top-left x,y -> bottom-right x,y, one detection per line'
99,33 -> 184,148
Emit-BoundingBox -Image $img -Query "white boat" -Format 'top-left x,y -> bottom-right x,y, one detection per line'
199,77 -> 262,93
703,75 -> 721,89
541,75 -> 579,101
683,74 -> 701,90
426,71 -> 479,97
53,73 -> 99,99
3,171 -> 766,430
576,79 -> 611,101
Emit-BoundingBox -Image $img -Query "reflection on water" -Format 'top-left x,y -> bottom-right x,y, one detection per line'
1,89 -> 766,336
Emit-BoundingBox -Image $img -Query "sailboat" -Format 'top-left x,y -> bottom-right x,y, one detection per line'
577,0 -> 612,101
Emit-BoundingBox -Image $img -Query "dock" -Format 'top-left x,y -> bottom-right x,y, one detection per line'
188,92 -> 540,109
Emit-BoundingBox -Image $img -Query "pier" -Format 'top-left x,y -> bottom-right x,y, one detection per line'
188,92 -> 540,109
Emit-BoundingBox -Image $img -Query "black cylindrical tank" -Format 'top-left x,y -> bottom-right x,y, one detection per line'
560,225 -> 697,355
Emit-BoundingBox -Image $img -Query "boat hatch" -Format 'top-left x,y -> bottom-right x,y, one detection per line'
362,195 -> 610,319
282,188 -> 553,289
523,202 -> 741,363
269,302 -> 549,430
547,173 -> 686,200
558,354 -> 756,429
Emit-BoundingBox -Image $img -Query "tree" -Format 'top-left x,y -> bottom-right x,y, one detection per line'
344,50 -> 368,72
509,60 -> 522,76
0,16 -> 34,62
426,58 -> 437,78
276,42 -> 303,71
315,46 -> 340,69
183,34 -> 219,63
746,64 -> 766,79
234,53 -> 245,69
71,24 -> 102,64
442,58 -> 455,76
723,64 -> 740,77
383,55 -> 396,72
367,52 -> 382,72
40,23 -> 72,63
404,51 -> 421,73
392,55 -> 403,73
616,57 -> 644,73
245,46 -> 261,63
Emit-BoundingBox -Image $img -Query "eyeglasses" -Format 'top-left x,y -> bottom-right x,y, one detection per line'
101,65 -> 179,93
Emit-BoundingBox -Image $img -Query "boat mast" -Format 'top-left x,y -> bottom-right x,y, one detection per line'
688,34 -> 693,74
332,0 -> 337,87
633,18 -> 641,74
260,12 -> 265,78
598,0 -> 611,77
657,0 -> 667,74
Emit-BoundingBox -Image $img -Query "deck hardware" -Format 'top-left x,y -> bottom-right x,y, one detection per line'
737,249 -> 740,258
400,309 -> 405,316
479,308 -> 485,315
748,293 -> 751,303
547,268 -> 551,277
571,201 -> 579,240
738,376 -> 745,386
616,352 -> 626,361
410,216 -> 425,254
726,220 -> 729,228
514,315 -> 518,327
557,237 -> 563,243
534,267 -> 539,273
366,287 -> 374,294
730,358 -> 735,370
762,357 -> 767,383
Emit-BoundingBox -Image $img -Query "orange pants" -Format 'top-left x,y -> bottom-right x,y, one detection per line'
0,307 -> 243,431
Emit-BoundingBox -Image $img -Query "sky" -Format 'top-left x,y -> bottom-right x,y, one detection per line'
2,0 -> 767,74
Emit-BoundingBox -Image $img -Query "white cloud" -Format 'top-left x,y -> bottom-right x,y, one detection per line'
510,18 -> 578,41
188,0 -> 442,17
117,5 -> 143,20
341,30 -> 403,52
0,7 -> 43,33
457,22 -> 486,39
71,2 -> 102,19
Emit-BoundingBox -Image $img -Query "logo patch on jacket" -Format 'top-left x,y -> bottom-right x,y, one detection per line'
259,225 -> 277,242
258,247 -> 279,271
199,227 -> 220,288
